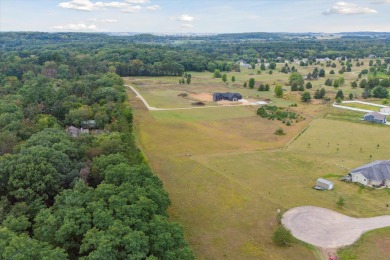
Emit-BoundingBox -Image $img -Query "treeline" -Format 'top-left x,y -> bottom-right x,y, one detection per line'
1,32 -> 390,79
0,35 -> 193,259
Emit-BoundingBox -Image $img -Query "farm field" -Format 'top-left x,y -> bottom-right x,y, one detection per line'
125,61 -> 390,260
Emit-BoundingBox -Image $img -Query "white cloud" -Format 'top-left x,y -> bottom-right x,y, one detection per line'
59,0 -> 158,14
58,0 -> 129,11
126,0 -> 150,3
177,14 -> 196,22
146,5 -> 160,11
181,23 -> 194,28
371,0 -> 390,3
87,18 -> 117,23
99,2 -> 129,8
100,19 -> 118,23
59,0 -> 96,11
121,5 -> 143,12
323,2 -> 377,15
59,0 -> 128,11
51,23 -> 97,30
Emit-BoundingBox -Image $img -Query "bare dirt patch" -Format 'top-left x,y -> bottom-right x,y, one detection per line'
189,92 -> 213,102
217,100 -> 242,106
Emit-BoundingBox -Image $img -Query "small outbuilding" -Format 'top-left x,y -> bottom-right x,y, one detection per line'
213,92 -> 242,102
363,112 -> 387,124
314,178 -> 334,190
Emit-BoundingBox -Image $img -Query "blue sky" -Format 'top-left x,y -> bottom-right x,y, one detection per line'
1,0 -> 390,33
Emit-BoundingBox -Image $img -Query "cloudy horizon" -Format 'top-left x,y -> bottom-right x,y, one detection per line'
1,0 -> 390,33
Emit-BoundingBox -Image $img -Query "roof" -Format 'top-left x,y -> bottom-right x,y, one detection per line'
316,178 -> 334,186
213,92 -> 242,99
350,160 -> 390,181
364,112 -> 386,121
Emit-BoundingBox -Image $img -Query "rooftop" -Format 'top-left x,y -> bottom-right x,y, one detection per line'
350,160 -> 390,181
364,112 -> 387,121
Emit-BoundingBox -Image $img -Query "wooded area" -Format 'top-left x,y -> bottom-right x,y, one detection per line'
0,32 -> 193,259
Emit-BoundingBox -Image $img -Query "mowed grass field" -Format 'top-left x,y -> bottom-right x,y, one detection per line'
125,60 -> 390,259
338,102 -> 384,112
125,58 -> 374,110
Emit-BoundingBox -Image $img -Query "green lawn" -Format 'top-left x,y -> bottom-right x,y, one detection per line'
151,106 -> 256,122
339,102 -> 383,112
127,59 -> 390,259
126,59 -> 377,111
338,227 -> 390,260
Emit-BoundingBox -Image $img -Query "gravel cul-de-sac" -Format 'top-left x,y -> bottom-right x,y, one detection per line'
282,206 -> 390,248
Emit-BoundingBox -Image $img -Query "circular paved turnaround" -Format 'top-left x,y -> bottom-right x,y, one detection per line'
282,206 -> 390,248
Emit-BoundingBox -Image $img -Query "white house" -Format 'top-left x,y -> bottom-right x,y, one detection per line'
345,161 -> 390,188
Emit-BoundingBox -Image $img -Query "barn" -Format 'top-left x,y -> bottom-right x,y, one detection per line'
213,92 -> 242,102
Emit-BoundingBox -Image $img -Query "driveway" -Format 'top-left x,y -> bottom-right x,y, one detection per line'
282,206 -> 390,248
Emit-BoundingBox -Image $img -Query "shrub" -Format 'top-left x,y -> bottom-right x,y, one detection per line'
337,196 -> 345,207
274,128 -> 285,135
272,226 -> 294,246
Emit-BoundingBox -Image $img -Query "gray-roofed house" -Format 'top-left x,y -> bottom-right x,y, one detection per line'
363,112 -> 387,124
346,160 -> 390,188
213,92 -> 242,102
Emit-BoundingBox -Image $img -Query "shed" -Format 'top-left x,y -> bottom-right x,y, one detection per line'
316,178 -> 334,190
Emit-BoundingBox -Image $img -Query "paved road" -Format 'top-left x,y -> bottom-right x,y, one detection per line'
125,84 -> 260,111
282,206 -> 390,248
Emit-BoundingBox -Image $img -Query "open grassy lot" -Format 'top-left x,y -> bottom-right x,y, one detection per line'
338,227 -> 390,260
126,59 -> 390,259
338,102 -> 384,112
125,58 -> 375,110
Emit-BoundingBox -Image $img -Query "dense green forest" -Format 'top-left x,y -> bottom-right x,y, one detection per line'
0,32 -> 194,259
1,32 -> 390,79
0,31 -> 390,258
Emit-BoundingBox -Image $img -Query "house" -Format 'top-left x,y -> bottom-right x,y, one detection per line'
66,126 -> 91,137
363,112 -> 387,124
345,160 -> 390,188
81,120 -> 96,129
66,126 -> 80,138
315,178 -> 334,190
213,92 -> 242,102
237,60 -> 252,69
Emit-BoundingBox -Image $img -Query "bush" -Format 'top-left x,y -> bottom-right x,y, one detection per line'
192,101 -> 205,106
272,226 -> 294,246
337,196 -> 345,207
274,128 -> 285,135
